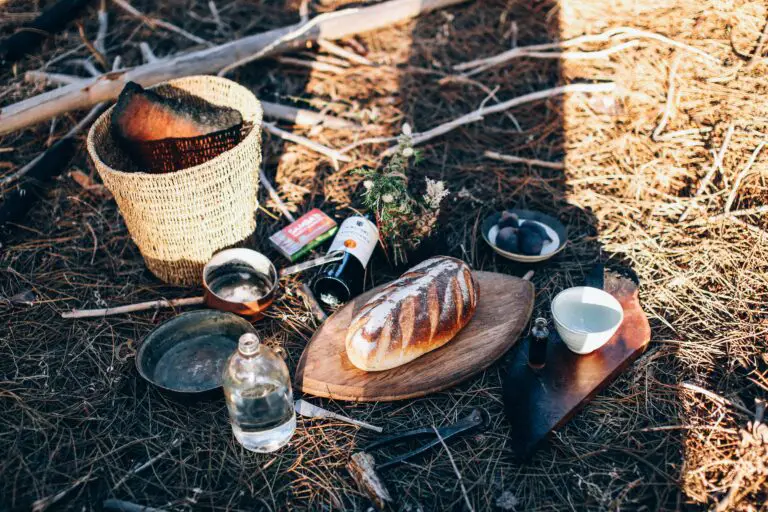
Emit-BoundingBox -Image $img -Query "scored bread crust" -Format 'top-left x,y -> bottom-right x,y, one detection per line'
345,256 -> 479,371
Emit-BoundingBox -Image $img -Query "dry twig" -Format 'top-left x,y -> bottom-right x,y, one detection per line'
61,297 -> 204,319
112,0 -> 211,46
484,150 -> 565,169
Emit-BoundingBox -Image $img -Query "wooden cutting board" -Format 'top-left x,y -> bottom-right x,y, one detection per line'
502,271 -> 651,456
295,271 -> 535,402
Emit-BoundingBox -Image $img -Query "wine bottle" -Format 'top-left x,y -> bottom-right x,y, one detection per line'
312,214 -> 378,308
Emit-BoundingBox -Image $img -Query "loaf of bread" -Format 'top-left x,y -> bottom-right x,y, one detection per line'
345,256 -> 479,371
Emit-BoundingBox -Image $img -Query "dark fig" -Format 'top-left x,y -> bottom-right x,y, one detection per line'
496,227 -> 519,253
518,229 -> 544,255
498,211 -> 520,229
518,221 -> 552,243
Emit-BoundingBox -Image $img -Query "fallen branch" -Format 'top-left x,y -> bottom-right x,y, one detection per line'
61,297 -> 203,319
484,150 -> 565,169
317,39 -> 374,66
261,101 -> 357,129
382,82 -> 616,156
24,71 -> 356,129
454,26 -> 719,76
0,0 -> 467,135
112,0 -> 211,47
263,122 -> 351,167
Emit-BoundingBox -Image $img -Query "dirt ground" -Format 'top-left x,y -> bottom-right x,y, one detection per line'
1,0 -> 767,510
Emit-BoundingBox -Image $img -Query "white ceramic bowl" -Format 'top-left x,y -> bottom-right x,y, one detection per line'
551,286 -> 624,354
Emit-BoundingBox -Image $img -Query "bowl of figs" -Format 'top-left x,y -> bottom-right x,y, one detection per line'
481,209 -> 567,263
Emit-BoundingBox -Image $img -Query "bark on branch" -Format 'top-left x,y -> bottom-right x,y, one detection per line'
0,0 -> 469,136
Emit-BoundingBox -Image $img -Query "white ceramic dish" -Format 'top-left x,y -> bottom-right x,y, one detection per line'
551,286 -> 624,354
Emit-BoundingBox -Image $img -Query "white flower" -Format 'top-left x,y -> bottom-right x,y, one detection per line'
382,193 -> 395,203
402,147 -> 414,157
423,178 -> 449,209
363,180 -> 374,190
402,123 -> 412,136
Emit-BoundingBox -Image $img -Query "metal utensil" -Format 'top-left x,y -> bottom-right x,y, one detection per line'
203,248 -> 344,320
294,399 -> 383,433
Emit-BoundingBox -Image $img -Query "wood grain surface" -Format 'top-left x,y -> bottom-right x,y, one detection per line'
502,272 -> 651,456
295,271 -> 535,402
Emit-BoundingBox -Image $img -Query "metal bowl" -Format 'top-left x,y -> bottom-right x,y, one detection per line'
481,209 -> 567,263
202,248 -> 279,320
136,310 -> 255,394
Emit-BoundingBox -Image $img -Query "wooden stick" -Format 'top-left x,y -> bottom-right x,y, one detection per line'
298,282 -> 328,322
276,56 -> 346,74
679,124 -> 734,222
61,297 -> 204,319
25,70 -> 84,86
0,0 -> 468,136
317,39 -> 374,66
258,168 -> 296,222
139,42 -> 158,64
261,101 -> 357,129
724,141 -> 765,213
263,122 -> 351,166
462,40 -> 640,76
112,0 -> 211,47
454,26 -> 719,74
484,150 -> 565,170
24,71 -> 356,130
347,452 -> 392,510
382,82 -> 616,156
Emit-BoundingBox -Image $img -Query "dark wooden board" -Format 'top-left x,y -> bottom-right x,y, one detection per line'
502,272 -> 651,456
295,271 -> 535,402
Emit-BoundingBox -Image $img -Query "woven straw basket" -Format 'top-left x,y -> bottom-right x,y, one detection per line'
87,76 -> 263,285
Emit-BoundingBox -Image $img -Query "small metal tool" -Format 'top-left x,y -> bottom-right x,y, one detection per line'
294,399 -> 383,433
364,408 -> 487,469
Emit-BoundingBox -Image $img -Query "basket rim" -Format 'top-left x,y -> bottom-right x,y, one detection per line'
86,75 -> 263,180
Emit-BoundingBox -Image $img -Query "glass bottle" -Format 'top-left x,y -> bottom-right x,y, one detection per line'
528,317 -> 549,370
222,333 -> 296,452
312,213 -> 378,308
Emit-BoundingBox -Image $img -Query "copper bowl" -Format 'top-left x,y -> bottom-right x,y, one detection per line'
202,248 -> 279,320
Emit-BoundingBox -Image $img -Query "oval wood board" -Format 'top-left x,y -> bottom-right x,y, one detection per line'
294,271 -> 535,402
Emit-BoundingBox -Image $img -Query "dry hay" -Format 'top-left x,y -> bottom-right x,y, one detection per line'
1,0 -> 767,510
